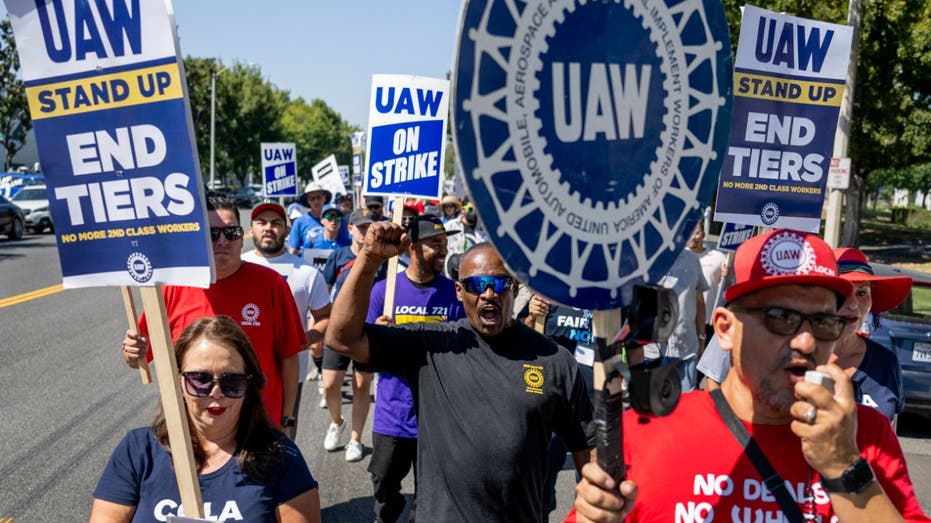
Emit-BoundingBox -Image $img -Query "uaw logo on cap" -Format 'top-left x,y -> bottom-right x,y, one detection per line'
126,252 -> 153,283
759,232 -> 818,275
453,0 -> 732,309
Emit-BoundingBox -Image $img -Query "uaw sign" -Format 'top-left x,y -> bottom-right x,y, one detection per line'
364,75 -> 449,199
6,0 -> 212,288
714,5 -> 853,232
453,0 -> 732,309
261,142 -> 298,197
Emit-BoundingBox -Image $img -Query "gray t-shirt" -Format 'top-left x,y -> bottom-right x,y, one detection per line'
645,249 -> 708,360
696,334 -> 730,384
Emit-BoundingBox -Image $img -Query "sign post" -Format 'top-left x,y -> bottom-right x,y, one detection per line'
453,0 -> 732,482
5,0 -> 214,517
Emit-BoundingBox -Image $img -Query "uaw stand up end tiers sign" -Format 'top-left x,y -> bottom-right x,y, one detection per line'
453,0 -> 733,309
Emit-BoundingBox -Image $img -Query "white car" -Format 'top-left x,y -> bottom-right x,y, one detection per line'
11,185 -> 53,233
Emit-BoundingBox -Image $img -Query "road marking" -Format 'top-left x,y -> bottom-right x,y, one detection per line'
0,284 -> 64,308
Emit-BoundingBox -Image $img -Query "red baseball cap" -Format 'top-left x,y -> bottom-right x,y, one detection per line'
833,247 -> 912,313
251,202 -> 287,222
724,229 -> 853,304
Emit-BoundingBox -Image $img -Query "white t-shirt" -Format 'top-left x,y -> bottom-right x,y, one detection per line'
242,250 -> 330,380
696,248 -> 727,324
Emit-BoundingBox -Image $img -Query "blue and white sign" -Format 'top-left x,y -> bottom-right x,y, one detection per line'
311,154 -> 346,197
261,142 -> 298,197
717,222 -> 755,252
453,0 -> 733,309
714,5 -> 853,232
350,131 -> 365,177
6,0 -> 212,288
364,75 -> 449,199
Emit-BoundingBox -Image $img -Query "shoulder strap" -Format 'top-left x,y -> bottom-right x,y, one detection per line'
710,389 -> 805,523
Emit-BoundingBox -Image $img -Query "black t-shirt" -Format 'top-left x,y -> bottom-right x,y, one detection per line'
365,319 -> 595,522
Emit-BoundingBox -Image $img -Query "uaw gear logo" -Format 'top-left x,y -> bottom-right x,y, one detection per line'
760,232 -> 818,276
453,0 -> 733,309
126,252 -> 153,283
523,364 -> 545,395
760,202 -> 780,225
241,303 -> 261,326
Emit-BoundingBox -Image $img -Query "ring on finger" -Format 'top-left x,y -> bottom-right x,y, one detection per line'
804,406 -> 817,425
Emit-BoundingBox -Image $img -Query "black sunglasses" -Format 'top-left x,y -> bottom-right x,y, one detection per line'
730,306 -> 849,341
209,225 -> 244,242
181,371 -> 252,398
460,275 -> 514,295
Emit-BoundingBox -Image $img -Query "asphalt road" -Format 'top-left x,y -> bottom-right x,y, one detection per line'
1,229 -> 929,521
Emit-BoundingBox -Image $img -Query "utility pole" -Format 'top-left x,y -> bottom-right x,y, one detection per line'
824,0 -> 862,247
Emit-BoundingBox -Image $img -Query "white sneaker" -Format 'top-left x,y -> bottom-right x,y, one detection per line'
345,439 -> 364,462
323,419 -> 345,451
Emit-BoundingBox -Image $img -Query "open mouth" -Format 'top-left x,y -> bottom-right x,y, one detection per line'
479,304 -> 500,323
784,361 -> 814,380
206,406 -> 227,416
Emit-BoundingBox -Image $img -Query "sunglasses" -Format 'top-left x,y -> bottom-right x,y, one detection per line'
460,275 -> 514,295
323,213 -> 342,221
730,306 -> 848,341
181,371 -> 252,398
209,226 -> 244,242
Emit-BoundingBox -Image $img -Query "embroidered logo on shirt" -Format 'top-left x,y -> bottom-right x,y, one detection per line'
241,303 -> 261,326
524,364 -> 544,395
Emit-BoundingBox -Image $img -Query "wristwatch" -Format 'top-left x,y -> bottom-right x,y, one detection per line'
280,416 -> 297,428
820,458 -> 875,494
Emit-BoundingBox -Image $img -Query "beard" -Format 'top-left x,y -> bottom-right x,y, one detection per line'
256,236 -> 285,255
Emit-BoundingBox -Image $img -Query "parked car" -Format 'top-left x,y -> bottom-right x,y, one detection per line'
0,172 -> 45,198
870,263 -> 931,418
0,194 -> 25,240
232,184 -> 263,208
11,184 -> 53,233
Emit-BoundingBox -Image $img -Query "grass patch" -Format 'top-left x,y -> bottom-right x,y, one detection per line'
859,206 -> 931,246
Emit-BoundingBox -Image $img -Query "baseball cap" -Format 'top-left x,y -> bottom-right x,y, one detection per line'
349,209 -> 373,226
251,202 -> 287,222
321,204 -> 343,218
407,215 -> 460,243
366,195 -> 385,207
724,229 -> 853,304
833,247 -> 911,313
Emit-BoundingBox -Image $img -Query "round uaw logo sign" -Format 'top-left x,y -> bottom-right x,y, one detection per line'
760,202 -> 780,225
126,252 -> 153,283
760,232 -> 816,275
453,0 -> 732,309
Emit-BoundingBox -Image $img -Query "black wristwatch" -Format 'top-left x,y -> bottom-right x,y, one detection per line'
280,416 -> 297,428
821,458 -> 875,494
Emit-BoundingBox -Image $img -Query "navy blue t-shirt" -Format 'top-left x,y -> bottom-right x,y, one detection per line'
853,336 -> 905,422
93,428 -> 317,522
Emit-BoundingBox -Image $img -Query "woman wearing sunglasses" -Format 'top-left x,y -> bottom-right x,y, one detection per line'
91,316 -> 320,522
831,247 -> 912,425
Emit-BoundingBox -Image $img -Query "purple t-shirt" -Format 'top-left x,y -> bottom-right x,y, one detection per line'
367,272 -> 463,438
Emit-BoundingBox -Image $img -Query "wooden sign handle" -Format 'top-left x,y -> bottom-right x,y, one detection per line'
120,286 -> 151,384
382,196 -> 405,319
140,286 -> 204,518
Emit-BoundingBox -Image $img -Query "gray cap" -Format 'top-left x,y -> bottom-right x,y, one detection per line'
349,209 -> 373,226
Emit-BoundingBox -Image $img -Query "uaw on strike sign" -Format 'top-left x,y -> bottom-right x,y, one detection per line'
453,0 -> 733,309
6,0 -> 212,288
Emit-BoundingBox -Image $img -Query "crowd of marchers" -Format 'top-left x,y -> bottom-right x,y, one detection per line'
94,184 -> 929,523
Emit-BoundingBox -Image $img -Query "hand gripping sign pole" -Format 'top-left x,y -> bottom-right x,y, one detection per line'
453,0 -> 732,484
120,286 -> 152,384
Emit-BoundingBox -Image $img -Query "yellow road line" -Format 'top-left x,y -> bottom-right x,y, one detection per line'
0,284 -> 64,308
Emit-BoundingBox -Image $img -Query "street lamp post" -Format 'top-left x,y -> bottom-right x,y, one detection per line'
209,64 -> 229,190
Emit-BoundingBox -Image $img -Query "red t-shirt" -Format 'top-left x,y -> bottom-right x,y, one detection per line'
140,262 -> 306,422
565,392 -> 929,522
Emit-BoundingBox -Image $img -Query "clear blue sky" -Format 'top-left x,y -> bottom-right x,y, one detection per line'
171,1 -> 462,129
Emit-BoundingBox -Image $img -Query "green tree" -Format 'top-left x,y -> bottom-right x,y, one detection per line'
0,18 -> 31,171
279,97 -> 355,188
183,58 -> 285,188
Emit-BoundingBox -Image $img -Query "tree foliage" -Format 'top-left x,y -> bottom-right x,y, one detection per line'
280,97 -> 355,186
0,19 -> 31,171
